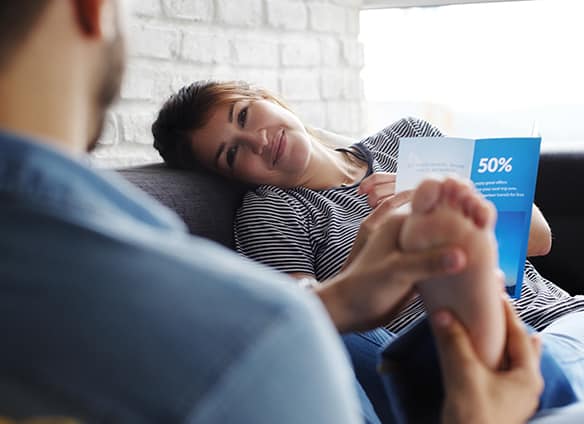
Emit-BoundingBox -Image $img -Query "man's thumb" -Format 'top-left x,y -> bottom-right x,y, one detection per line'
431,310 -> 477,380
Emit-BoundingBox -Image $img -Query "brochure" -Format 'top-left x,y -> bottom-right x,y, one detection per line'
396,136 -> 542,297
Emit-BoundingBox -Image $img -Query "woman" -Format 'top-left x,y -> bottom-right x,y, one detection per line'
152,80 -> 584,418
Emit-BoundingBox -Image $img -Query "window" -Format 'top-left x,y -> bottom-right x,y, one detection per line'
360,0 -> 584,151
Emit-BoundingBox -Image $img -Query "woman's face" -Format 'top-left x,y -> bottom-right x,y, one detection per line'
190,98 -> 313,187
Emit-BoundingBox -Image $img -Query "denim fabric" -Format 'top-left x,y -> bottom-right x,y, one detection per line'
354,381 -> 382,424
380,316 -> 580,424
0,130 -> 364,423
344,329 -> 396,423
540,311 -> 584,400
530,402 -> 584,423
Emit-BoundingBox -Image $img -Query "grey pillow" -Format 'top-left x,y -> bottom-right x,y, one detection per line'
117,163 -> 248,249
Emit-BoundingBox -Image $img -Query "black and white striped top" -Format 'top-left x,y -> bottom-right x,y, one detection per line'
234,117 -> 584,332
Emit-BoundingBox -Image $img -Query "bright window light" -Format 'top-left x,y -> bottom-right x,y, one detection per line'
360,0 -> 584,151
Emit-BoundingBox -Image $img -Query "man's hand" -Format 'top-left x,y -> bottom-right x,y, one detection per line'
432,299 -> 544,424
341,195 -> 414,272
317,209 -> 466,333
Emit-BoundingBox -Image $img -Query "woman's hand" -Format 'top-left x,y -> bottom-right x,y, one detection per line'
358,172 -> 413,209
316,209 -> 467,333
433,299 -> 544,424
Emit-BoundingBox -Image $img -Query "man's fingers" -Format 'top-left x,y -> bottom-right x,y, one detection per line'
531,334 -> 542,357
431,310 -> 479,386
502,298 -> 539,371
391,247 -> 467,281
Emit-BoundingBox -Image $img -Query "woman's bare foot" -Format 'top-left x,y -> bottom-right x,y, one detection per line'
399,177 -> 505,369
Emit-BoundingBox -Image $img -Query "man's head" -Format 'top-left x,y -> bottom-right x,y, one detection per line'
0,0 -> 126,153
0,1 -> 52,69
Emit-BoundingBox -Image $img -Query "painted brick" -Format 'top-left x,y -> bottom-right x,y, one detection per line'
97,112 -> 119,146
321,70 -> 345,99
281,71 -> 320,100
119,111 -> 158,145
181,31 -> 231,64
343,70 -> 363,100
308,3 -> 346,33
281,38 -> 320,67
168,66 -> 210,94
90,0 -> 365,167
289,101 -> 327,129
229,69 -> 280,94
217,0 -> 263,26
149,65 -> 210,101
327,101 -> 362,135
342,39 -> 364,67
321,69 -> 362,100
162,0 -> 213,21
266,0 -> 307,30
320,37 -> 341,66
346,8 -> 360,35
91,145 -> 162,168
233,38 -> 279,67
128,24 -> 180,59
131,0 -> 161,17
331,0 -> 363,6
121,64 -> 157,100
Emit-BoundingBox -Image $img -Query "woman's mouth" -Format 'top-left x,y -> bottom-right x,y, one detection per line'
272,129 -> 286,166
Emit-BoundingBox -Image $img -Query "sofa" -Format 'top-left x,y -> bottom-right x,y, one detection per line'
118,151 -> 584,295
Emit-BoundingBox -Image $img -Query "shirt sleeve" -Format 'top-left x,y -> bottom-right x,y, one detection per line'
360,117 -> 444,173
186,290 -> 364,424
234,187 -> 316,277
365,116 -> 443,149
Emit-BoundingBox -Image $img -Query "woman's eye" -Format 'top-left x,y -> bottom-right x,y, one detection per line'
226,145 -> 239,169
237,107 -> 248,128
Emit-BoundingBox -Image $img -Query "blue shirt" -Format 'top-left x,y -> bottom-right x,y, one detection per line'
0,130 -> 363,423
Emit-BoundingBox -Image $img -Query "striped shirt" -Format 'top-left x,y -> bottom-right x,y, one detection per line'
234,117 -> 584,332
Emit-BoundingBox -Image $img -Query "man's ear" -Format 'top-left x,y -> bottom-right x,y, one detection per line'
72,0 -> 102,37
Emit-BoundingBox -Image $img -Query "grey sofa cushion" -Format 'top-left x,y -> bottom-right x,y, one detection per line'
117,163 -> 248,249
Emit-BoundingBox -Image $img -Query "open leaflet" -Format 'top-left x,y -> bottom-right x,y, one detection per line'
396,136 -> 541,298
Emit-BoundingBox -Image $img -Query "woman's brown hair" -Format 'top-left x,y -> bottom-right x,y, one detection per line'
152,80 -> 296,170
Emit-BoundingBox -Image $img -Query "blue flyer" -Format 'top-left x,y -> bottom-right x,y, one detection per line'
396,137 -> 542,297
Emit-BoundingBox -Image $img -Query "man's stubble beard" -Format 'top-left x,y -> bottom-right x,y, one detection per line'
87,32 -> 125,153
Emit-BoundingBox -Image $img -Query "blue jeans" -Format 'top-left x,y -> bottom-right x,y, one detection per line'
343,314 -> 584,424
344,329 -> 396,423
540,311 -> 584,400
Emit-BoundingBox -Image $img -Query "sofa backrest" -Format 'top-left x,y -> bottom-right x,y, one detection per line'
117,163 -> 248,249
118,152 -> 584,295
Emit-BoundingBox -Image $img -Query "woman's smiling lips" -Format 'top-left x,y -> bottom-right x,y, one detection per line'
272,129 -> 286,166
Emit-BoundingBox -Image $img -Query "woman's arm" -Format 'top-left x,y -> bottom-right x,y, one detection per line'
290,211 -> 467,333
527,204 -> 552,257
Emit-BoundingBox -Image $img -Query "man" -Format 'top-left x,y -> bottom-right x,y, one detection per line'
0,1 -> 543,422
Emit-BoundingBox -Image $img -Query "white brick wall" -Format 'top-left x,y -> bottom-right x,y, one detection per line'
92,0 -> 365,167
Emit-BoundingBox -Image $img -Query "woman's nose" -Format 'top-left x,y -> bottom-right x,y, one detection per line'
242,130 -> 268,155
